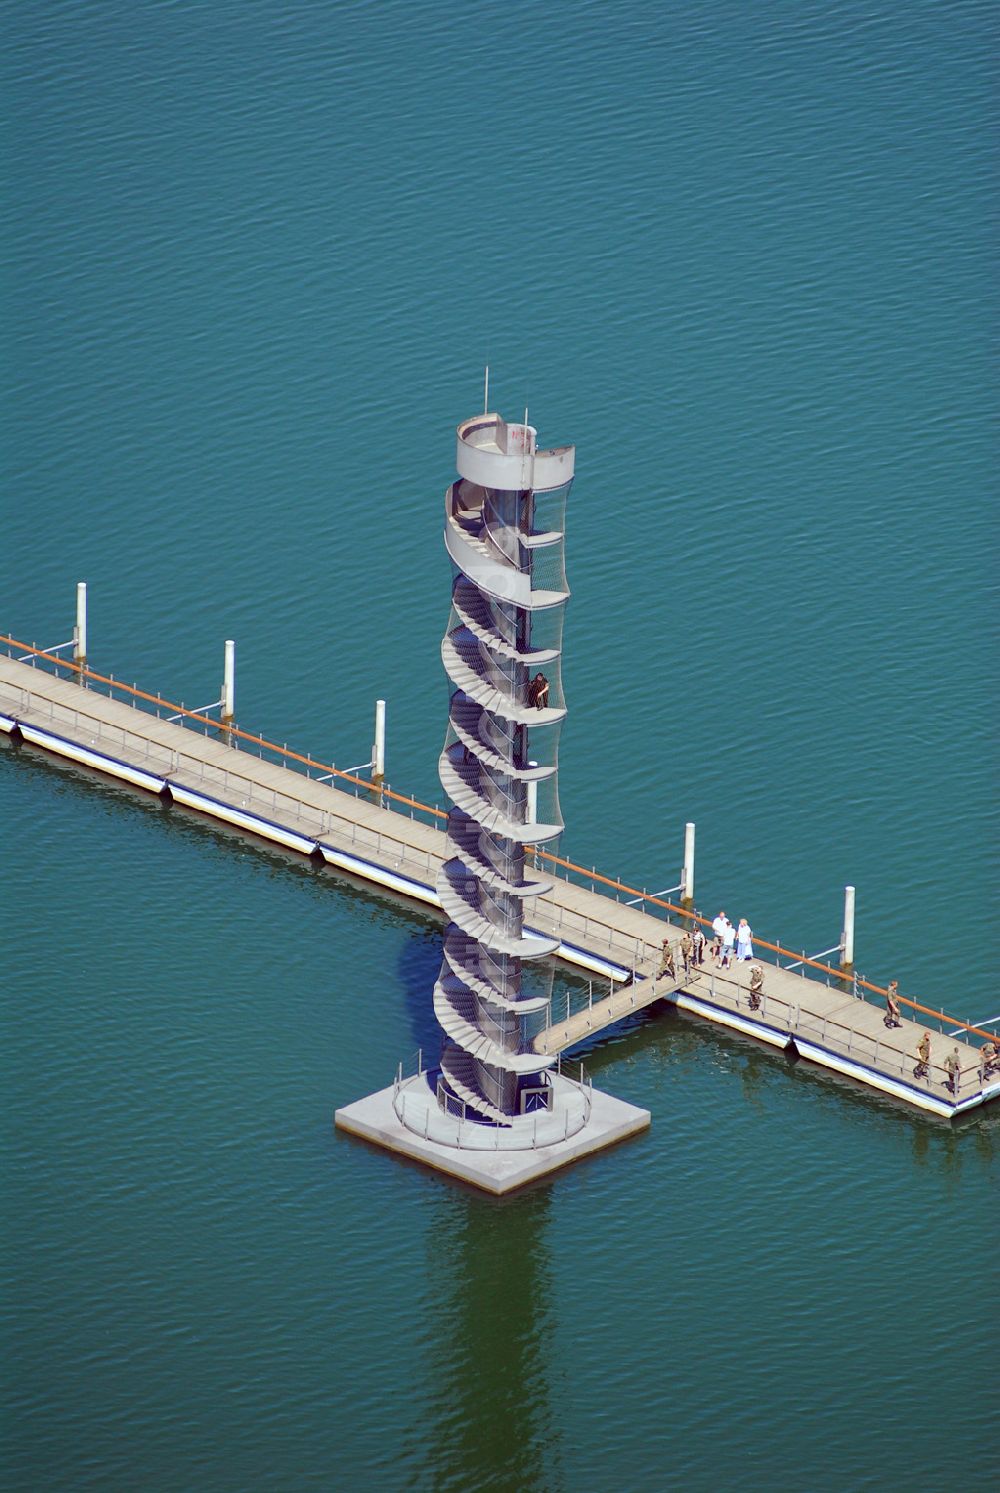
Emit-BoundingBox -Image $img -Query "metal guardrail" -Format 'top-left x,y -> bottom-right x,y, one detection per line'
2,634 -> 995,1048
6,652 -> 995,1107
0,633 -> 445,828
693,969 -> 991,1098
390,1049 -> 593,1151
0,666 -> 652,974
0,676 -> 447,876
531,958 -> 996,1096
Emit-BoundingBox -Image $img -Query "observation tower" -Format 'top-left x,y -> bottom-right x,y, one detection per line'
336,406 -> 650,1191
435,412 -> 572,1122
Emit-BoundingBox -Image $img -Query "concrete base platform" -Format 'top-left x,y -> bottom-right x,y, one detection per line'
335,1080 -> 651,1194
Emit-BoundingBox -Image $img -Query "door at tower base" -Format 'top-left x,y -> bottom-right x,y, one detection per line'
334,1077 -> 651,1194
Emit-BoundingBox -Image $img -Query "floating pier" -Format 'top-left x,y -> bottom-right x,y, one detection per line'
2,638 -> 997,1143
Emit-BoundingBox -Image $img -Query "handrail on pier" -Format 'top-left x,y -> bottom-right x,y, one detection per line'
2,631 -> 993,1046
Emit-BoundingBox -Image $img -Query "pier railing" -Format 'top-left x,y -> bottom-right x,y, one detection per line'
2,633 -> 994,1049
390,1050 -> 593,1150
538,964 -> 995,1098
692,969 -> 991,1099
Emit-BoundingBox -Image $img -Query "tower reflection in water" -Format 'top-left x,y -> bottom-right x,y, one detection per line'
412,1187 -> 563,1489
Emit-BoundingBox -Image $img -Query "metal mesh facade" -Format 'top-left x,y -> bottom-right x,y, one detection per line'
434,413 -> 575,1123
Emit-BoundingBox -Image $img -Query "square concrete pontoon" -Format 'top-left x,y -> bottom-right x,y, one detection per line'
335,1083 -> 651,1194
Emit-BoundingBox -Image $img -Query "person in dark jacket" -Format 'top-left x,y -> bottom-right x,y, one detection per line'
528,673 -> 550,710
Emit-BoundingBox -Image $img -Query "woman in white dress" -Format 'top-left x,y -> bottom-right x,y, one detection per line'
736,917 -> 753,961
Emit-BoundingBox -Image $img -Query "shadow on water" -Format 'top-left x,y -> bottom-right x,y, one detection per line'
395,924 -> 443,1061
910,1108 -> 999,1181
737,1044 -> 769,1114
405,1187 -> 562,1493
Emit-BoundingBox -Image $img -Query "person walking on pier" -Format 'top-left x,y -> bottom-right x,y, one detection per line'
659,937 -> 676,980
943,1047 -> 961,1095
736,918 -> 753,962
691,925 -> 706,965
915,1031 -> 931,1081
748,963 -> 764,1011
711,911 -> 727,960
679,931 -> 693,976
884,981 -> 902,1029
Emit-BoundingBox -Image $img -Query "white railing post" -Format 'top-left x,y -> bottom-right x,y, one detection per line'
842,884 -> 856,969
526,764 -> 538,826
525,762 -> 538,866
682,821 -> 695,904
74,581 -> 88,669
373,698 -> 386,785
221,639 -> 235,727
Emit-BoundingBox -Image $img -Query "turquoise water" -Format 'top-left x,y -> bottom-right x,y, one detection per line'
2,2 -> 997,1488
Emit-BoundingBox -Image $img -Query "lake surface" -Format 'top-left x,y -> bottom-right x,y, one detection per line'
2,2 -> 996,1489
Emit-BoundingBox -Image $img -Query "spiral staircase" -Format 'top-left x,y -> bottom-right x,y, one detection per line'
335,408 -> 652,1186
433,412 -> 575,1125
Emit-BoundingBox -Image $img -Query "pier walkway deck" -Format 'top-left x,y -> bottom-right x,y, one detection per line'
2,638 -> 997,1122
532,957 -> 982,1117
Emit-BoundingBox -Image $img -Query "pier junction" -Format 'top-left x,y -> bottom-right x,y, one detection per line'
2,632 -> 997,1154
3,411 -> 997,1190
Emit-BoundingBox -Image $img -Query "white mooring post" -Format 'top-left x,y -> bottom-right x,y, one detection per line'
373,699 -> 386,784
842,884 -> 856,969
74,581 -> 88,669
682,821 -> 695,904
221,639 -> 235,728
